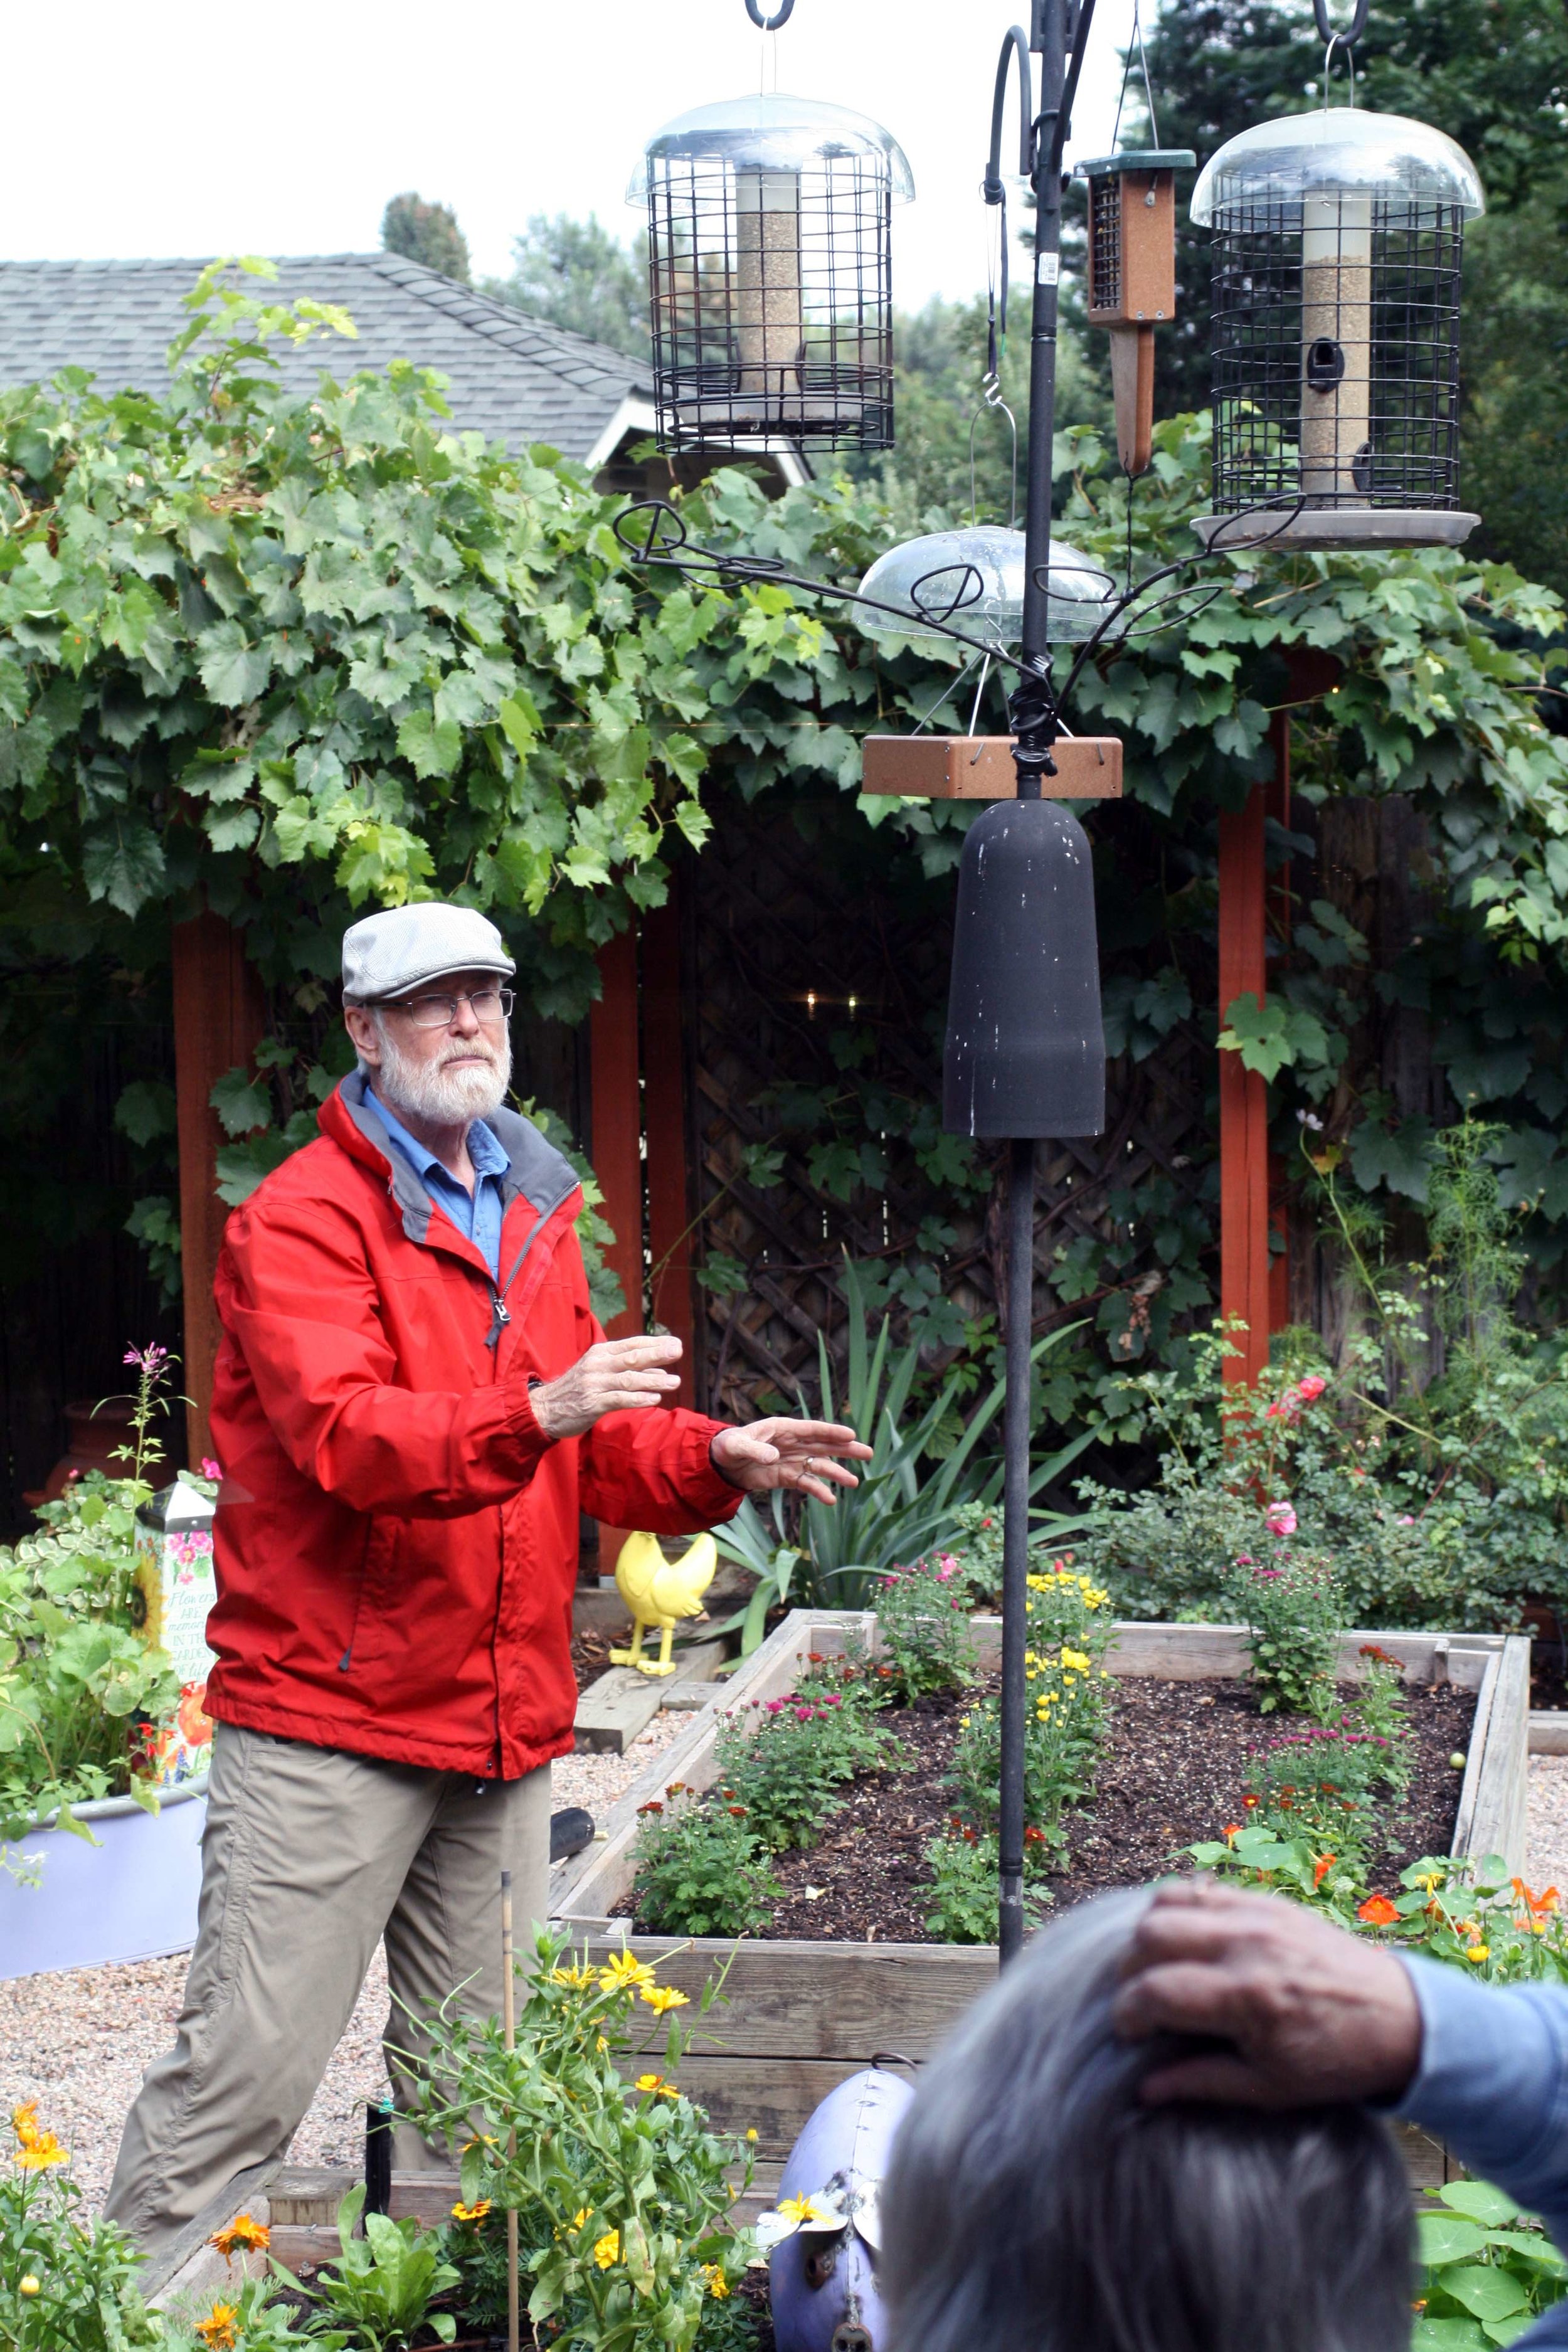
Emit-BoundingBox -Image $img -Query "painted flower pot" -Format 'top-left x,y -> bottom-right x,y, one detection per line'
0,1777 -> 207,1979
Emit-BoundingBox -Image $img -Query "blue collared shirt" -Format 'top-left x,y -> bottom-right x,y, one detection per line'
368,1086 -> 511,1280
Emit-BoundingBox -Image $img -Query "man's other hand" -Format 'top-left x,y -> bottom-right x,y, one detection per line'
531,1336 -> 683,1440
709,1420 -> 873,1505
1111,1877 -> 1423,2108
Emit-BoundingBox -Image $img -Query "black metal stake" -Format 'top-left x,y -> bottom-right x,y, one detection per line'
999,1135 -> 1036,1961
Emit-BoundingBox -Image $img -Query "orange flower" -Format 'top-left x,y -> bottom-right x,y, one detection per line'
1357,1895 -> 1399,1927
1512,1878 -> 1560,1919
209,2214 -> 270,2263
1313,1854 -> 1336,1890
1222,1823 -> 1242,1844
11,2101 -> 69,2171
1242,1793 -> 1260,1811
194,2305 -> 240,2351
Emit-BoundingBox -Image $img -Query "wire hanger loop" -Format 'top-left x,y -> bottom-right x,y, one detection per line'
745,0 -> 794,25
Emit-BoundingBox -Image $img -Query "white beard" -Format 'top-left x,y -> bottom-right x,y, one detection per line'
369,1017 -> 512,1129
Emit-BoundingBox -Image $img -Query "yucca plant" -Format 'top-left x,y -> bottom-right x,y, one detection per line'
709,1263 -> 1090,1628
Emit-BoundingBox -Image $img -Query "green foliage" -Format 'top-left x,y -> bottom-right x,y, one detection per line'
485,216 -> 650,360
873,1552 -> 979,1699
1416,2177 -> 1567,2352
921,1825 -> 1049,1946
381,193 -> 471,285
293,2185 -> 458,2349
1233,1550 -> 1344,1717
712,1657 -> 900,1851
630,1795 -> 783,1939
1238,1700 -> 1415,1867
411,1932 -> 753,2352
947,1566 -> 1115,1861
0,2112 -> 161,2350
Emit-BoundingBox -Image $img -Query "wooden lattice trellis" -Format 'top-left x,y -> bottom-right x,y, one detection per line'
680,797 -> 1217,1419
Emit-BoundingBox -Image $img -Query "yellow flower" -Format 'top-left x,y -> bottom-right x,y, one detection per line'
195,2304 -> 240,2351
593,2230 -> 622,2269
10,2102 -> 68,2168
596,2035 -> 610,2052
598,1953 -> 657,1995
550,1964 -> 593,1988
1061,1649 -> 1092,1673
451,2200 -> 492,2222
779,2196 -> 834,2225
209,2214 -> 270,2262
640,1984 -> 689,2015
18,2277 -> 39,2297
572,2208 -> 591,2229
745,2128 -> 758,2143
635,2073 -> 678,2097
1466,1944 -> 1490,1964
702,2264 -> 731,2299
461,2133 -> 499,2152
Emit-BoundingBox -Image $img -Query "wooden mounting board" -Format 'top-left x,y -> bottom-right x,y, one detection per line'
861,734 -> 1123,800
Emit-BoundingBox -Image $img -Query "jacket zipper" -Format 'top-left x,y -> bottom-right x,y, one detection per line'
484,1205 -> 553,1350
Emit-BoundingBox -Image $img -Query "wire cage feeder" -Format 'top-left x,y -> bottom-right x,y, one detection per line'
1190,108 -> 1485,551
631,92 -> 912,453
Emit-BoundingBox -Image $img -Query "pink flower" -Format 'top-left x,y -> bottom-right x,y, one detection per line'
1265,1502 -> 1298,1538
201,1457 -> 222,1480
1296,1374 -> 1327,1402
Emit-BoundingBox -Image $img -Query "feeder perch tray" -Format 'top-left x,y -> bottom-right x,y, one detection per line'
1191,508 -> 1480,554
861,735 -> 1122,800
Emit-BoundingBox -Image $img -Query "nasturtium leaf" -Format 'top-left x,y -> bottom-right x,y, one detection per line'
1443,2185 -> 1525,2230
1419,2214 -> 1491,2265
1441,2269 -> 1530,2325
1483,2314 -> 1545,2347
1414,2318 -> 1490,2352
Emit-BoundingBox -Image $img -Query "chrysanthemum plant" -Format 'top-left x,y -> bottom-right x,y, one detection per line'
408,1928 -> 753,2352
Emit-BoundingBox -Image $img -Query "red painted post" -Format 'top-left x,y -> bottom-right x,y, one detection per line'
641,892 -> 697,1412
171,913 -> 267,1466
1217,786 -> 1271,1389
1266,705 -> 1293,1337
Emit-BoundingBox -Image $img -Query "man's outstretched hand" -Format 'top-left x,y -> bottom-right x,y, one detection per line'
531,1335 -> 684,1440
1111,1877 -> 1423,2109
710,1419 -> 873,1506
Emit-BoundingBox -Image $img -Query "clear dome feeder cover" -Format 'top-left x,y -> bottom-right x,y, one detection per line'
855,528 -> 1113,647
628,92 -> 915,205
1191,107 -> 1484,225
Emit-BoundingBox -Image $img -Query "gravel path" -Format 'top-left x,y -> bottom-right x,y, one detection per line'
0,1716 -> 689,2212
1528,1756 -> 1568,1891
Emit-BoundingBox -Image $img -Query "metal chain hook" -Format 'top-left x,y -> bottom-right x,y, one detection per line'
745,0 -> 795,25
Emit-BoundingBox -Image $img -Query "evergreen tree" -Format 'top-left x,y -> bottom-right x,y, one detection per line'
380,192 -> 472,285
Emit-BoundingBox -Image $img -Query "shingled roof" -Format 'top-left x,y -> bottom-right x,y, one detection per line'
0,252 -> 659,467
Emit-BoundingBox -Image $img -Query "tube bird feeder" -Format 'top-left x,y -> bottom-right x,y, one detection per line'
632,92 -> 913,452
1189,108 -> 1484,551
1076,149 -> 1195,478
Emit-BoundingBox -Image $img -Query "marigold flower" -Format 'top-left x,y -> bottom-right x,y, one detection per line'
209,2214 -> 270,2261
572,2208 -> 591,2228
598,1952 -> 656,1994
702,2263 -> 732,2299
1466,1945 -> 1490,1964
194,2303 -> 240,2350
1357,1895 -> 1400,1926
640,1984 -> 689,2015
635,2073 -> 677,2097
637,1800 -> 664,1816
746,2128 -> 759,2142
1242,1793 -> 1260,1810
591,2229 -> 622,2269
452,2199 -> 492,2222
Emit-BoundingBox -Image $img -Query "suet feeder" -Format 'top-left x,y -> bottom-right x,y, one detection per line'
631,91 -> 913,453
1189,107 -> 1485,550
1076,149 -> 1195,477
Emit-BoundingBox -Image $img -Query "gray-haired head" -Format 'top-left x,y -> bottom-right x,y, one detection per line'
881,1887 -> 1413,2352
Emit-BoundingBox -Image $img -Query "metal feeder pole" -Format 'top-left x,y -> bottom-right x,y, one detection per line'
997,0 -> 1097,1966
501,1870 -> 521,2352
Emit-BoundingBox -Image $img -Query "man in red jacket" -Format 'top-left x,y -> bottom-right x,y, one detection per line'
106,902 -> 869,2252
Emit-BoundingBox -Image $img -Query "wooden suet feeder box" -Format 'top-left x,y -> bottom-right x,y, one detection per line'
1189,108 -> 1485,551
1076,149 -> 1195,477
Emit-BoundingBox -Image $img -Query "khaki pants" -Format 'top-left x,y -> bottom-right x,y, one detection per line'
105,1722 -> 552,2253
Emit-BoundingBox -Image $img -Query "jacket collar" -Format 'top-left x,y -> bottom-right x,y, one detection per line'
320,1070 -> 581,1253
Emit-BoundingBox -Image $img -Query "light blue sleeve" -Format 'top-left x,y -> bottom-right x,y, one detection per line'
1396,1956 -> 1568,2351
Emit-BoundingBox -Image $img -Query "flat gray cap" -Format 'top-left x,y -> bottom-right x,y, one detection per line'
342,904 -> 517,1002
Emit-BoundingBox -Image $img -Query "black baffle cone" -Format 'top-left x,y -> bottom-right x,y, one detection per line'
943,798 -> 1106,1139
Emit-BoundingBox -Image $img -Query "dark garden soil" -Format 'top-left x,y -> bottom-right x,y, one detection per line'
571,1621 -> 631,1695
748,1673 -> 1478,1944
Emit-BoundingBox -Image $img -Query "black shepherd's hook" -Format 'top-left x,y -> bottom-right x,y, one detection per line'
745,0 -> 795,25
1312,0 -> 1369,43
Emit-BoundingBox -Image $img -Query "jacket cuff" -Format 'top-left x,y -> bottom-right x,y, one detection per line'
685,1416 -> 746,1523
502,1379 -> 555,1459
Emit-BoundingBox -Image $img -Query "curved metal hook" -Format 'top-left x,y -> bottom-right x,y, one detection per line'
911,561 -> 986,626
745,0 -> 795,25
1312,0 -> 1369,43
613,498 -> 691,563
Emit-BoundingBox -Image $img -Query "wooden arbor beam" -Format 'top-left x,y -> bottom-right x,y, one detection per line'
171,913 -> 266,1467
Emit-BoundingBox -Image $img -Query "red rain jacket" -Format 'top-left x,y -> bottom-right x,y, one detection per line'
204,1072 -> 740,1777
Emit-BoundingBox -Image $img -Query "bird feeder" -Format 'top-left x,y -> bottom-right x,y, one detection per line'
856,527 -> 1123,802
1189,108 -> 1485,550
1076,149 -> 1195,477
631,92 -> 913,452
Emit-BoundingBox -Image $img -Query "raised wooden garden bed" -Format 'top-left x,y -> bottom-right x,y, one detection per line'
154,1609 -> 1530,2304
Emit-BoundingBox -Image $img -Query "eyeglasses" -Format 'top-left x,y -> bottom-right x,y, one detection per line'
381,987 -> 516,1031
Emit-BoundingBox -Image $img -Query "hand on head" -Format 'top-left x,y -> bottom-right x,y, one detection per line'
1111,1877 -> 1423,2109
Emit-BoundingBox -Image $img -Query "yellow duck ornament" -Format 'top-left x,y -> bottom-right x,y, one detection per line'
609,1530 -> 719,1677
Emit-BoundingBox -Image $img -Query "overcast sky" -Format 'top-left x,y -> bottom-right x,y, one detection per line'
5,0 -> 1145,310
